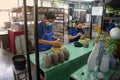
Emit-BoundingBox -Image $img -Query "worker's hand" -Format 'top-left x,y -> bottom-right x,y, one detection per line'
57,38 -> 63,43
77,33 -> 82,36
52,40 -> 62,48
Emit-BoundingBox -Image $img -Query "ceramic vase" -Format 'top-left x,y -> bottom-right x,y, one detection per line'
50,52 -> 59,65
97,41 -> 104,65
61,48 -> 70,60
87,43 -> 100,71
109,54 -> 116,68
43,53 -> 52,68
100,54 -> 109,73
56,50 -> 65,63
83,38 -> 89,48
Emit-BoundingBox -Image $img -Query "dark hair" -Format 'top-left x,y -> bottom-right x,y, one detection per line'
75,20 -> 83,25
45,12 -> 56,19
75,21 -> 79,25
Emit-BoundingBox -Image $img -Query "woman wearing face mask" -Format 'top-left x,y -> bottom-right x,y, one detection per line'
38,12 -> 62,51
68,21 -> 85,43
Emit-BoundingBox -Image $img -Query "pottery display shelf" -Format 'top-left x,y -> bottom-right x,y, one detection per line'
30,40 -> 93,80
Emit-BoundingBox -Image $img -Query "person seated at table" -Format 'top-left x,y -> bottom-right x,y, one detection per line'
108,20 -> 115,32
76,21 -> 85,38
38,12 -> 62,51
68,21 -> 85,43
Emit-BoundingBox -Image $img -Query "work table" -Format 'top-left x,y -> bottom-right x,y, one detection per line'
30,40 -> 93,80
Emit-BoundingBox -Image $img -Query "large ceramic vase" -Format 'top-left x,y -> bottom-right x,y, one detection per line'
109,54 -> 116,68
97,41 -> 104,65
100,54 -> 109,73
87,43 -> 100,71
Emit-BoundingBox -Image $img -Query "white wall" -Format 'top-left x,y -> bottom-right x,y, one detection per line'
0,0 -> 35,27
0,0 -> 67,27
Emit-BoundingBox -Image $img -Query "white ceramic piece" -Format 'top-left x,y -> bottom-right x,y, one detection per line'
100,54 -> 109,73
110,28 -> 120,40
87,43 -> 100,71
97,72 -> 104,79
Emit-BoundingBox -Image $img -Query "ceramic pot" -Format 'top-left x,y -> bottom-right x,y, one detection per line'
80,35 -> 85,40
56,50 -> 64,62
83,39 -> 89,48
12,55 -> 26,70
100,54 -> 109,73
50,52 -> 59,65
43,53 -> 52,68
87,43 -> 100,71
61,48 -> 70,60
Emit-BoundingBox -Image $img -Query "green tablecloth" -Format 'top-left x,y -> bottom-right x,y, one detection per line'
71,65 -> 116,80
30,40 -> 93,80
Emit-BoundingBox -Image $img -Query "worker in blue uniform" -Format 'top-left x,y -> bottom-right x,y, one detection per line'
108,20 -> 115,31
68,21 -> 85,43
38,12 -> 62,51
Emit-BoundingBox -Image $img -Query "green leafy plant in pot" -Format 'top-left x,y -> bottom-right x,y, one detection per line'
104,37 -> 117,55
100,36 -> 117,73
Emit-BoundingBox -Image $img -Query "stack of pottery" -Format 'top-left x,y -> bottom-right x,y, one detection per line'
43,48 -> 70,68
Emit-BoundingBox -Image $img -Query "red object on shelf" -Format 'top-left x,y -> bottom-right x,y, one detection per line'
8,30 -> 24,54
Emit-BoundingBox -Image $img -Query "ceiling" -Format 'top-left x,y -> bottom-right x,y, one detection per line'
107,0 -> 120,10
61,0 -> 120,10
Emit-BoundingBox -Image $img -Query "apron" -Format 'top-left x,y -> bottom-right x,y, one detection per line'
39,26 -> 52,51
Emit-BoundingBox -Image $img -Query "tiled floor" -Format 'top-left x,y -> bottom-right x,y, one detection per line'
0,48 -> 37,80
0,48 -> 13,80
0,31 -> 69,80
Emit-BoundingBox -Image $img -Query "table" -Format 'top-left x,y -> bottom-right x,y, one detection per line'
70,65 -> 117,80
0,30 -> 9,49
30,40 -> 93,80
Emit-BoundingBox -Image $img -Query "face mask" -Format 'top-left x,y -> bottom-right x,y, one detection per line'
47,22 -> 52,26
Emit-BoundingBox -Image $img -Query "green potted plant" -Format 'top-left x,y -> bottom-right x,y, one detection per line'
100,37 -> 117,73
104,37 -> 117,55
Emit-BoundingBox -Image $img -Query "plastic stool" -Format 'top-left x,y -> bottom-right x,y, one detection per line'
13,67 -> 28,80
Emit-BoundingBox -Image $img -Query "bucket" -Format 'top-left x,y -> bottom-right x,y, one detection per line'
12,55 -> 26,70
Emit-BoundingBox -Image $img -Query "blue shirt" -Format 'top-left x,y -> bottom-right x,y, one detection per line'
38,21 -> 52,39
68,27 -> 85,43
68,27 -> 78,43
108,22 -> 115,31
38,21 -> 53,51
